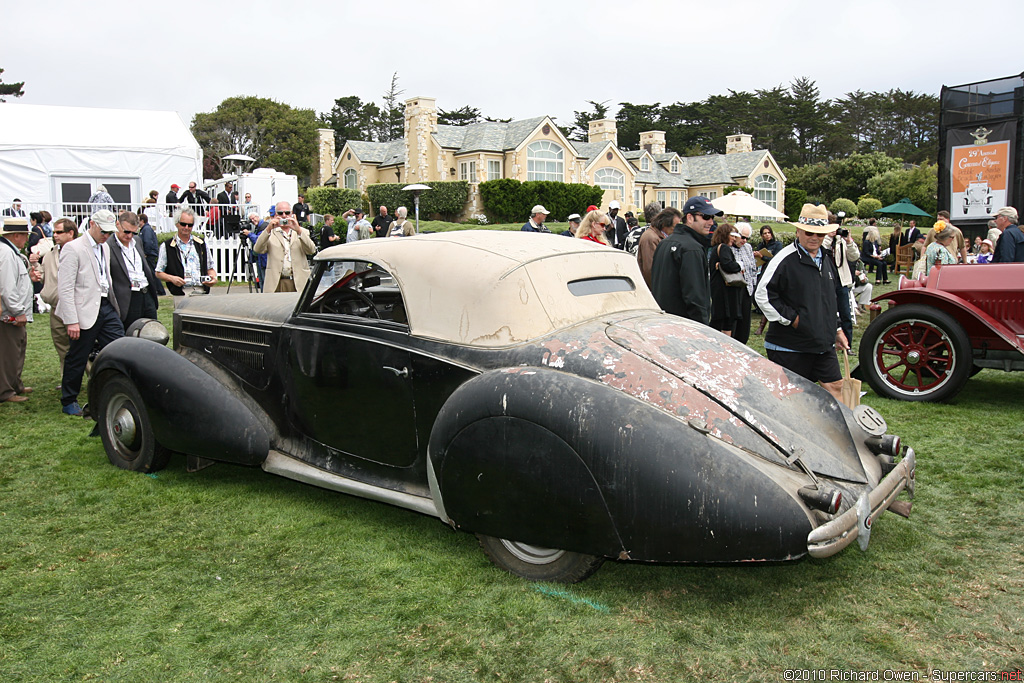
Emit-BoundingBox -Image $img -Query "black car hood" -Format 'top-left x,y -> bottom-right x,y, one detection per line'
601,315 -> 867,483
174,292 -> 297,326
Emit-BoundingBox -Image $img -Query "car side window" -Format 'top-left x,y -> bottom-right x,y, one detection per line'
301,259 -> 409,326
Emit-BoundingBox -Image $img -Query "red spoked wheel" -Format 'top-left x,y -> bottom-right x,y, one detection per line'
859,304 -> 972,402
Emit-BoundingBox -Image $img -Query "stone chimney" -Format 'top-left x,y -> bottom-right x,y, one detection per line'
639,131 -> 666,156
314,129 -> 336,187
404,97 -> 438,182
588,119 -> 618,146
726,134 -> 753,154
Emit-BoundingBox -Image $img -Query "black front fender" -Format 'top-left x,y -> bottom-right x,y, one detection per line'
90,337 -> 270,465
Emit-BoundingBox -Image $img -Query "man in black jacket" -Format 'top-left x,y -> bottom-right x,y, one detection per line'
755,203 -> 849,401
649,197 -> 721,325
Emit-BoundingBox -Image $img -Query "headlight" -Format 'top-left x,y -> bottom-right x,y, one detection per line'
125,318 -> 170,346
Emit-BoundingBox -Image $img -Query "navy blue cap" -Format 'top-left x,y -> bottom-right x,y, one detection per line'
683,196 -> 723,216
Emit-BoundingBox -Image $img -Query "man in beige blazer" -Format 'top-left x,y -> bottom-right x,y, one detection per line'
253,201 -> 316,293
56,210 -> 124,416
36,217 -> 78,378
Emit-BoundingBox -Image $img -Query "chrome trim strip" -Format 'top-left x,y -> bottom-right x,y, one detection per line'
262,450 -> 439,518
806,448 -> 915,558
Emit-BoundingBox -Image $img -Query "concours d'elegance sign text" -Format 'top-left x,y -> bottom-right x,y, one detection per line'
946,120 -> 1016,220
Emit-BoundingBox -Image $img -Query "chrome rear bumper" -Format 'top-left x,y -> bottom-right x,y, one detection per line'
806,448 -> 915,558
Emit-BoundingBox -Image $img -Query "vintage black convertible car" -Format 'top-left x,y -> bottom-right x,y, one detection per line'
89,231 -> 915,582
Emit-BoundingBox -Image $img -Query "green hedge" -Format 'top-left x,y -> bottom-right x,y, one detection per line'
829,198 -> 858,219
366,181 -> 469,222
784,187 -> 807,220
857,196 -> 882,219
478,179 -> 604,223
306,187 -> 362,216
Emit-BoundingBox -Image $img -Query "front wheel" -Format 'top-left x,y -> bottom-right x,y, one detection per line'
96,374 -> 171,472
859,304 -> 972,402
476,535 -> 604,583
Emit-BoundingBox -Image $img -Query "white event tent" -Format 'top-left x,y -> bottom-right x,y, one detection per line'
0,103 -> 202,217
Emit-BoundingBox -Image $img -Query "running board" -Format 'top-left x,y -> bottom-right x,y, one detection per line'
262,450 -> 439,518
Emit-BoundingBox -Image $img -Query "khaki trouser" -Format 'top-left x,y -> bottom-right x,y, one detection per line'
50,312 -> 70,379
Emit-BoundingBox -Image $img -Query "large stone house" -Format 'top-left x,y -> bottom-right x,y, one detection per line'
320,96 -> 787,220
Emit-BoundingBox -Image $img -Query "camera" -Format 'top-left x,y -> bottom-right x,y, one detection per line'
838,228 -> 849,238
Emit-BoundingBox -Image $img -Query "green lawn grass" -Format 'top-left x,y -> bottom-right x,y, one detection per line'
1,290 -> 1022,681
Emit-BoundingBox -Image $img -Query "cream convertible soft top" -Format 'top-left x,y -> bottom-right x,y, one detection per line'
318,230 -> 661,347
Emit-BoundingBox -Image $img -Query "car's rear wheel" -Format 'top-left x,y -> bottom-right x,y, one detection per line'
860,304 -> 972,402
96,374 -> 171,472
476,534 -> 604,583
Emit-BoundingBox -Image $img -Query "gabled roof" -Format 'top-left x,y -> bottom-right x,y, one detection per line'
433,116 -> 553,155
572,141 -> 610,164
721,150 -> 771,179
346,139 -> 405,167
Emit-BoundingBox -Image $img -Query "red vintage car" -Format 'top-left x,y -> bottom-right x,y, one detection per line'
858,263 -> 1024,401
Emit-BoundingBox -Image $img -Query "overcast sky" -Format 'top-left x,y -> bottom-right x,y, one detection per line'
4,0 -> 1022,140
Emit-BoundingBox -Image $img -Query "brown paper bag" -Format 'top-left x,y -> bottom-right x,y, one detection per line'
840,349 -> 861,409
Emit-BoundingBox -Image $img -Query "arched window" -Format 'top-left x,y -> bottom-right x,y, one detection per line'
343,168 -> 357,190
641,156 -> 650,171
753,174 -> 778,209
670,158 -> 679,173
526,141 -> 564,181
593,168 -> 624,197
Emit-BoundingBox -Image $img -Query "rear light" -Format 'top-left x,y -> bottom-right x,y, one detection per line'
866,434 -> 901,457
799,486 -> 842,515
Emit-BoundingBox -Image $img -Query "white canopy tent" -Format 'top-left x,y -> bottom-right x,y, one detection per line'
0,103 -> 202,220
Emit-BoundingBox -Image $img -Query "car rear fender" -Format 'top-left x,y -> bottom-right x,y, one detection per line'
877,288 -> 1023,353
90,337 -> 270,465
427,368 -> 816,563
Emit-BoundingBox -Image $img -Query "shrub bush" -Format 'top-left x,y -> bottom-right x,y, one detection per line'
366,181 -> 469,222
723,185 -> 753,196
857,197 -> 882,219
829,198 -> 858,219
479,179 -> 603,223
784,187 -> 807,220
306,187 -> 362,216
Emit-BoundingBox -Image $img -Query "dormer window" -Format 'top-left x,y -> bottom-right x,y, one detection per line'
671,159 -> 679,173
641,156 -> 650,171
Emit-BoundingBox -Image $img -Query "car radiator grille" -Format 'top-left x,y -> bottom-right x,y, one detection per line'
219,347 -> 266,371
182,321 -> 271,346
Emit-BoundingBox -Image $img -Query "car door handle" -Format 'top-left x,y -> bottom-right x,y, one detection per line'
382,366 -> 409,378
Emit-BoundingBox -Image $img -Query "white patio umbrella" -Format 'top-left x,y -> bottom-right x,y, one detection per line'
710,190 -> 788,219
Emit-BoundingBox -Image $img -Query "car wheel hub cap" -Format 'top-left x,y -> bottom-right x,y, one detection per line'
874,318 -> 955,396
113,408 -> 137,448
500,539 -> 566,565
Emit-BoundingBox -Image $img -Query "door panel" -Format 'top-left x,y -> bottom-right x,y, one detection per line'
287,325 -> 419,468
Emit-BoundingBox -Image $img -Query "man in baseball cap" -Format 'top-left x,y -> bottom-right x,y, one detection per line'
649,197 -> 723,324
55,209 -> 124,415
607,200 -> 627,248
166,184 -> 181,216
521,205 -> 550,233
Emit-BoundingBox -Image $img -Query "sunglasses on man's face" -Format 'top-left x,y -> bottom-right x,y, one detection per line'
278,211 -> 292,216
122,229 -> 137,236
700,213 -> 717,221
178,221 -> 194,227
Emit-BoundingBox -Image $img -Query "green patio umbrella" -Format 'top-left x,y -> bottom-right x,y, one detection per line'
875,198 -> 932,223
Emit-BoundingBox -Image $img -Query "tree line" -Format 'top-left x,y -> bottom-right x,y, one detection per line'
566,78 -> 938,168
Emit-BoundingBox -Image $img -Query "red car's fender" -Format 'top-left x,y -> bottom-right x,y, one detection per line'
874,286 -> 1023,353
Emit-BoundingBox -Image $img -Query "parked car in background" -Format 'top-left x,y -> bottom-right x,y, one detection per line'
89,232 -> 915,583
859,263 -> 1024,402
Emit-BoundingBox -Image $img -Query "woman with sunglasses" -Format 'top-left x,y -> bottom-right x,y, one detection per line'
575,210 -> 611,245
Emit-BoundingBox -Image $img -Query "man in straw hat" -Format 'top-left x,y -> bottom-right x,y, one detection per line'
755,203 -> 850,401
0,217 -> 39,403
